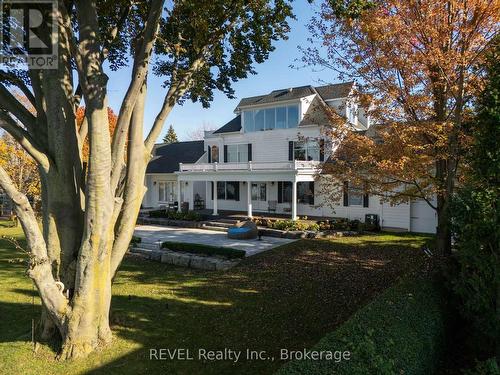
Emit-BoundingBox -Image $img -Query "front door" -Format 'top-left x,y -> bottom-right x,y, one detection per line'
251,182 -> 267,211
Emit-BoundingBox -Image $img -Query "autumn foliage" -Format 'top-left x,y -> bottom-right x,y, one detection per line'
307,0 -> 499,253
76,107 -> 118,161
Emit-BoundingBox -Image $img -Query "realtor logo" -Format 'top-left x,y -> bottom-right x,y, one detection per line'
0,0 -> 57,69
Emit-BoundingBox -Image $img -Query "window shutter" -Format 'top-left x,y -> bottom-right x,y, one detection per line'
288,141 -> 294,161
278,181 -> 283,203
363,193 -> 369,207
211,182 -> 214,200
343,181 -> 349,207
235,182 -> 240,201
224,145 -> 228,163
319,139 -> 325,162
248,143 -> 252,161
207,146 -> 211,163
309,181 -> 315,205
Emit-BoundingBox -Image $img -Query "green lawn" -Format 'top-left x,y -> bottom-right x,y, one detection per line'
0,223 -> 431,375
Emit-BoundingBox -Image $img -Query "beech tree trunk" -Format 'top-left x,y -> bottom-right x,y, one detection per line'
0,0 -> 285,360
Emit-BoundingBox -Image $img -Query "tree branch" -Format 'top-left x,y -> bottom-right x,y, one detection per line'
144,55 -> 207,152
110,0 -> 165,192
0,70 -> 36,106
0,166 -> 69,328
0,112 -> 50,169
0,83 -> 37,133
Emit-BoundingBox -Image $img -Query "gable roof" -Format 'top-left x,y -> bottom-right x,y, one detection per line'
212,114 -> 241,134
236,81 -> 354,108
146,140 -> 205,174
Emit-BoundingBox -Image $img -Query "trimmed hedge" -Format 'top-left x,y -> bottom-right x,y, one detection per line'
149,209 -> 202,221
161,241 -> 246,259
276,273 -> 450,375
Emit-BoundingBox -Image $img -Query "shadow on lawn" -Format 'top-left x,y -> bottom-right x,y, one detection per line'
0,234 -> 429,375
85,236 -> 428,375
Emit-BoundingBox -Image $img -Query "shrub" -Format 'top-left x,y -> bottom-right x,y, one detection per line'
462,359 -> 500,375
449,44 -> 499,360
307,223 -> 320,232
149,209 -> 202,221
161,241 -> 245,259
330,217 -> 349,230
276,273 -> 450,375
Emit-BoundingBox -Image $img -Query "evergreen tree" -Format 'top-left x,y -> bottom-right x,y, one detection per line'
163,125 -> 179,144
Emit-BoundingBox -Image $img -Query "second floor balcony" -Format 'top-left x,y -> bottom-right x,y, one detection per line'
178,160 -> 321,173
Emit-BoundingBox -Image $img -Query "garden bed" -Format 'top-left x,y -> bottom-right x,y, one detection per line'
160,241 -> 246,259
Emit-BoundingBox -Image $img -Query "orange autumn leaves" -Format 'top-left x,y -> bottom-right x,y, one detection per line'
76,107 -> 118,162
0,133 -> 40,202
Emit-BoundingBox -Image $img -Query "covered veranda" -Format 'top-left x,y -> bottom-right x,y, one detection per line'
174,168 -> 317,221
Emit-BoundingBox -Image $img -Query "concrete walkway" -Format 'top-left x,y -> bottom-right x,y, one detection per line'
134,225 -> 296,257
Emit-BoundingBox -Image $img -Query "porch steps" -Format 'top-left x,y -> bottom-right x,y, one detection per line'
214,218 -> 241,225
200,225 -> 228,233
203,221 -> 233,229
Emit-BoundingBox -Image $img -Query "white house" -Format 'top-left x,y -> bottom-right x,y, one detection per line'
142,82 -> 437,233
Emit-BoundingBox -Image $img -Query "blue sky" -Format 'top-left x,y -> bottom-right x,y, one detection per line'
105,1 -> 337,141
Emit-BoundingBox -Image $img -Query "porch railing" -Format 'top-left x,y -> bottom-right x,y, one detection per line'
178,160 -> 321,172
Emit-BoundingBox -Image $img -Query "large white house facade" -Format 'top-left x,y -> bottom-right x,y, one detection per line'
142,82 -> 437,233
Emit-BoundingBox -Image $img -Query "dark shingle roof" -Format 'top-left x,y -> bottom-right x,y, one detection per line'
236,82 -> 353,108
146,140 -> 205,174
212,115 -> 241,134
314,82 -> 354,101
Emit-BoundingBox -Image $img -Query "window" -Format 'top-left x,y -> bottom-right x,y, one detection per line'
254,109 -> 265,131
244,111 -> 254,132
211,145 -> 219,163
265,108 -> 275,130
294,140 -> 320,161
278,181 -> 292,203
158,181 -> 176,202
348,185 -> 363,206
276,107 -> 286,129
216,181 -> 240,200
243,104 -> 299,132
251,183 -> 266,201
287,105 -> 299,128
297,182 -> 314,205
227,144 -> 248,163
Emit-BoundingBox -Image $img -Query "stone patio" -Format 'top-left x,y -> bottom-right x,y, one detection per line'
133,225 -> 296,257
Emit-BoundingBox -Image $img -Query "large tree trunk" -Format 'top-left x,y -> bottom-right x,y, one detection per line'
435,157 -> 452,256
436,194 -> 451,256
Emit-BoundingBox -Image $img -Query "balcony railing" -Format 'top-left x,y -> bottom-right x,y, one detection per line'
178,160 -> 321,172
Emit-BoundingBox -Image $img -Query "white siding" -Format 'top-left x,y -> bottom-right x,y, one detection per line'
380,201 -> 410,230
206,126 -> 322,164
410,199 -> 437,233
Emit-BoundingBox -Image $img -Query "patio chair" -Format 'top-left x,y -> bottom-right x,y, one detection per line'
268,200 -> 277,213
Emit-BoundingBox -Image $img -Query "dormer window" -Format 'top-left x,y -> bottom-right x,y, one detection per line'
243,104 -> 299,132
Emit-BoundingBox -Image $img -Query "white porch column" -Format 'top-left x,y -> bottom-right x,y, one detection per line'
291,180 -> 298,220
212,180 -> 218,216
247,181 -> 252,218
177,179 -> 182,212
